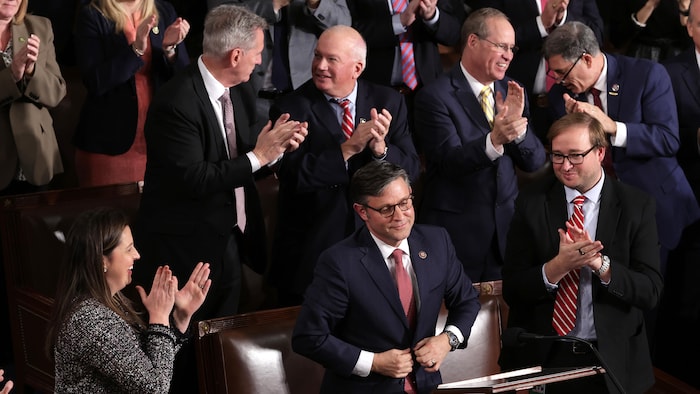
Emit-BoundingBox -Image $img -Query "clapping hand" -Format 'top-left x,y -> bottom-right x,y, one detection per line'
136,265 -> 176,327
172,262 -> 211,333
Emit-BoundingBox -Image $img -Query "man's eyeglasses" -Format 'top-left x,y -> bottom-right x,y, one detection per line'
475,35 -> 519,55
550,146 -> 598,165
363,196 -> 414,218
547,52 -> 585,84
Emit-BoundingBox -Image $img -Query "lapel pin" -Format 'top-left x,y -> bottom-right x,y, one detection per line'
418,251 -> 427,259
19,37 -> 26,43
359,118 -> 367,124
152,26 -> 159,34
609,84 -> 619,95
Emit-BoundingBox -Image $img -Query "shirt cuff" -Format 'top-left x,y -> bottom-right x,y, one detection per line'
352,350 -> 374,377
246,151 -> 261,172
485,132 -> 505,160
611,122 -> 627,147
444,324 -> 464,344
423,7 -> 439,27
392,14 -> 407,34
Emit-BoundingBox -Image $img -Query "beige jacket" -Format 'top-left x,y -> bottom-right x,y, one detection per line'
0,14 -> 66,188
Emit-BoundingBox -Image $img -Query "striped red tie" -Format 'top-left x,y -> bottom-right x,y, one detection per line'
392,249 -> 417,394
552,195 -> 585,336
334,98 -> 353,139
391,0 -> 418,90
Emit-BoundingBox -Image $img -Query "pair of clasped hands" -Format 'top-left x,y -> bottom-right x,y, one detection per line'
547,221 -> 606,285
135,262 -> 211,334
372,332 -> 454,379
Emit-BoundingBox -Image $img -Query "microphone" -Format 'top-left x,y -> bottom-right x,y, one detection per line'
501,327 -> 626,394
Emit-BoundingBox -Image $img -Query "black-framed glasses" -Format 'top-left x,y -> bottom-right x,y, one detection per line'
550,146 -> 598,165
547,52 -> 585,84
475,35 -> 519,55
364,195 -> 414,218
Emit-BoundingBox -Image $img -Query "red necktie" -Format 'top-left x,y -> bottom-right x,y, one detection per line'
219,89 -> 246,232
392,249 -> 417,394
334,98 -> 354,140
552,195 -> 584,336
589,88 -> 616,179
391,0 -> 418,90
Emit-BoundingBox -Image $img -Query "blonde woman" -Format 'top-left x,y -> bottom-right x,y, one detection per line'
73,0 -> 190,187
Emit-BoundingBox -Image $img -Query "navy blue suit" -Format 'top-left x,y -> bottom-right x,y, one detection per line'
664,49 -> 700,201
293,224 -> 480,394
73,0 -> 190,155
269,79 -> 420,299
415,65 -> 546,281
548,53 -> 700,253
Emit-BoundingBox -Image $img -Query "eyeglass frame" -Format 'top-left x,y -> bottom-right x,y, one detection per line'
550,145 -> 599,165
475,34 -> 519,55
363,195 -> 415,218
547,52 -> 585,84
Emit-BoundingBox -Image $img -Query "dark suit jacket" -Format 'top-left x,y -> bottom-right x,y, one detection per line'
0,15 -> 65,188
548,53 -> 700,250
348,0 -> 463,87
73,0 -> 190,155
663,48 -> 700,202
293,224 -> 481,394
500,172 -> 663,394
133,62 -> 266,318
479,0 -> 603,96
269,79 -> 420,296
414,65 -> 546,280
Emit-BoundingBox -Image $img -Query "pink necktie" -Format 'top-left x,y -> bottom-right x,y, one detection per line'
334,98 -> 354,140
391,0 -> 418,90
552,195 -> 584,336
219,89 -> 246,232
392,249 -> 417,394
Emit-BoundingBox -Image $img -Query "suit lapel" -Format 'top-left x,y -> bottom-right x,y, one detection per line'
192,66 -> 228,159
408,230 -> 437,335
450,66 -> 491,133
682,51 -> 700,110
595,177 -> 621,250
604,54 -> 621,118
546,184 -> 569,248
357,229 -> 411,327
311,88 -> 346,143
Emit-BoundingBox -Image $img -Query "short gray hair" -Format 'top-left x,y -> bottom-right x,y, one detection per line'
203,4 -> 268,58
543,21 -> 600,62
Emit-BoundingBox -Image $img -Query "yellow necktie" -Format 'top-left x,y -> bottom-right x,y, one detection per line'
480,86 -> 494,128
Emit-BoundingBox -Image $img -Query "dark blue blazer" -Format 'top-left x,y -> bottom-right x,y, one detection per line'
293,224 -> 481,394
548,53 -> 700,250
414,65 -> 546,280
269,79 -> 420,296
479,0 -> 604,96
73,0 -> 190,155
501,173 -> 663,393
663,48 -> 700,201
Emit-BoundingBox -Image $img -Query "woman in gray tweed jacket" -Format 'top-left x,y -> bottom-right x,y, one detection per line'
47,208 -> 211,393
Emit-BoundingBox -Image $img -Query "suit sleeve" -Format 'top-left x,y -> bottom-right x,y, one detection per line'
292,249 -> 363,377
20,17 -> 67,108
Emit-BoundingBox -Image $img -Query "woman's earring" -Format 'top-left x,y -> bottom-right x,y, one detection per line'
103,267 -> 107,273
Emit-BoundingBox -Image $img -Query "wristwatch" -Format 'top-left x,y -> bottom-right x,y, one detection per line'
595,255 -> 610,276
443,330 -> 460,351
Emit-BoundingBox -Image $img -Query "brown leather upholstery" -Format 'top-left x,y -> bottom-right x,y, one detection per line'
195,281 -> 508,394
